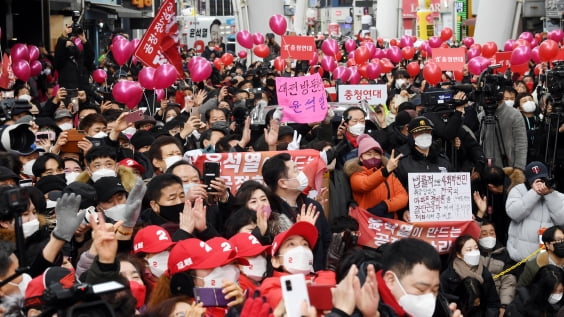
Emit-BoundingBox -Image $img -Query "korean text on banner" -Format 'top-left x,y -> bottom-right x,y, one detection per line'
494,51 -> 511,74
276,74 -> 328,123
431,48 -> 466,71
350,207 -> 480,254
191,150 -> 326,194
408,172 -> 472,222
280,36 -> 316,60
133,0 -> 184,76
338,84 -> 387,104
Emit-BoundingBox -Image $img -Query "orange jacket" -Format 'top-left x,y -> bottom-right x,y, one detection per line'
345,158 -> 408,214
258,270 -> 336,310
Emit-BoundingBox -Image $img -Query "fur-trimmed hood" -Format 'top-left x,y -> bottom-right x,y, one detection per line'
343,157 -> 389,177
504,167 -> 526,193
0,214 -> 49,243
74,165 -> 138,192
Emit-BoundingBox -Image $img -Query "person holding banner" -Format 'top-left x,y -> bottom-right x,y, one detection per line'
344,134 -> 407,218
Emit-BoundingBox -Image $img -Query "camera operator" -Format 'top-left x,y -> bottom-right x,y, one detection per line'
420,90 -> 486,173
53,16 -> 94,91
506,161 -> 564,263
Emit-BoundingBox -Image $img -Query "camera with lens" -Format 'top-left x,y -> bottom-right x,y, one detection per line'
0,187 -> 29,219
474,66 -> 513,116
69,11 -> 83,37
540,177 -> 556,188
542,61 -> 564,115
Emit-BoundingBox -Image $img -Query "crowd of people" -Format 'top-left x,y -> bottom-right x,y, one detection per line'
2,23 -> 564,317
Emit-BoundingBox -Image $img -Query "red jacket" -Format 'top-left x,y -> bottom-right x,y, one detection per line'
259,270 -> 336,309
345,158 -> 408,214
239,274 -> 259,295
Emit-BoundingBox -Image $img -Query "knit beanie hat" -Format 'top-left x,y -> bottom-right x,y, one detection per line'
357,134 -> 383,158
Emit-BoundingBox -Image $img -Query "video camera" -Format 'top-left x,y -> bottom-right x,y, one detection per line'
541,61 -> 564,114
25,281 -> 125,317
473,65 -> 513,116
69,11 -> 83,37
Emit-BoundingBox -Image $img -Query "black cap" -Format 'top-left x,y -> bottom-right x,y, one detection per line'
93,176 -> 126,203
48,182 -> 98,210
11,100 -> 32,116
408,116 -> 434,134
130,130 -> 155,150
524,161 -> 549,184
34,175 -> 67,195
0,167 -> 19,182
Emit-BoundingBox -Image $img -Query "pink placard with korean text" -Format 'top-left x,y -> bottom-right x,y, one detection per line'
276,74 -> 328,123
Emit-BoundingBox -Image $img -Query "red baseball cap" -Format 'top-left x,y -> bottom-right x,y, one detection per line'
133,225 -> 175,254
228,233 -> 271,258
118,158 -> 146,175
25,267 -> 75,301
271,222 -> 318,257
168,238 -> 248,275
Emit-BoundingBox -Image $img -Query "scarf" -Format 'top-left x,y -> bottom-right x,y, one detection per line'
376,270 -> 408,316
345,131 -> 359,148
452,257 -> 484,284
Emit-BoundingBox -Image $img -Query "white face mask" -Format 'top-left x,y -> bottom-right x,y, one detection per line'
46,199 -> 57,209
463,250 -> 481,266
521,100 -> 537,113
65,172 -> 80,184
198,264 -> 240,288
549,292 -> 563,305
43,68 -> 52,76
348,123 -> 365,136
103,203 -> 126,221
91,168 -> 117,182
504,100 -> 515,108
414,133 -> 433,150
478,236 -> 496,249
123,127 -> 137,137
283,246 -> 314,275
58,122 -> 73,131
22,219 -> 40,238
395,79 -> 406,89
164,155 -> 183,170
18,94 -> 31,102
287,171 -> 309,192
148,251 -> 170,278
183,182 -> 197,195
22,159 -> 36,177
240,255 -> 267,282
9,273 -> 32,296
92,131 -> 108,139
393,272 -> 436,317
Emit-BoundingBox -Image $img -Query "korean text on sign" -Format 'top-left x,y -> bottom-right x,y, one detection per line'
408,172 -> 472,222
276,73 -> 328,123
337,84 -> 387,104
134,0 -> 177,67
280,36 -> 316,60
431,48 -> 466,72
350,207 -> 480,254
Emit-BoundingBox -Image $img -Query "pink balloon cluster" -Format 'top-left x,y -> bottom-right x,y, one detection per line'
468,56 -> 492,75
112,80 -> 144,109
138,64 -> 180,89
11,43 -> 43,81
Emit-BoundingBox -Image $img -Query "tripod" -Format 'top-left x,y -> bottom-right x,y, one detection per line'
544,109 -> 563,185
479,109 -> 509,168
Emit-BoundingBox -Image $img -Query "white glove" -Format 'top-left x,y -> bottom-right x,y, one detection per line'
287,130 -> 302,151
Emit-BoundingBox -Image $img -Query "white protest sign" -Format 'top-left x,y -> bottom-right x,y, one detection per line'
408,172 -> 472,222
337,84 -> 387,104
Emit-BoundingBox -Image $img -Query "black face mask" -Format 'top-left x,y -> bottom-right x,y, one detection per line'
158,203 -> 184,223
553,242 -> 564,258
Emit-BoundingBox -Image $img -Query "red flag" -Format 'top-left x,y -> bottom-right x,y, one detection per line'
0,54 -> 15,89
133,0 -> 184,78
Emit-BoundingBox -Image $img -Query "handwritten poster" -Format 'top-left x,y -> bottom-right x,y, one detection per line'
276,73 -> 328,123
408,172 -> 472,222
338,84 -> 387,104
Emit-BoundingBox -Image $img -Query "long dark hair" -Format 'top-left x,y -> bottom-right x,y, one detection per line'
234,180 -> 280,212
524,264 -> 564,314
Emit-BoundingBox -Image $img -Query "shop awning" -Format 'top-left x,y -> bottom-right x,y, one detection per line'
87,2 -> 149,18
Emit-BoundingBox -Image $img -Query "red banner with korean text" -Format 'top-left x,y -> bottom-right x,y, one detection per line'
349,207 -> 480,254
191,150 -> 326,195
494,52 -> 511,74
276,73 -> 328,123
280,36 -> 316,60
133,0 -> 184,77
431,48 -> 465,72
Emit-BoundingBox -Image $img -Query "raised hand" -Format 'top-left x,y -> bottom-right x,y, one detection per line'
385,149 -> 403,173
297,204 -> 319,225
